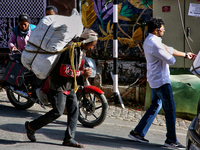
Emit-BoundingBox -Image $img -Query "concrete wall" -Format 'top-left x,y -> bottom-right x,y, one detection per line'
93,60 -> 147,107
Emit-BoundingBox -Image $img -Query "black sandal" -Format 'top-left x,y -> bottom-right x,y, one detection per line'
25,121 -> 36,142
62,139 -> 85,148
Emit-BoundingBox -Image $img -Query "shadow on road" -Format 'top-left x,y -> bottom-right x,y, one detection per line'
0,123 -> 172,150
0,101 -> 172,150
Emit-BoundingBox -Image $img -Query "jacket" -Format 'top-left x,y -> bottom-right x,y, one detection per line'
49,45 -> 85,91
8,24 -> 36,52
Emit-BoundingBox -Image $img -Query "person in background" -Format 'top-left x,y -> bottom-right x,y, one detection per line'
25,28 -> 98,148
128,18 -> 196,149
8,13 -> 36,52
45,5 -> 58,15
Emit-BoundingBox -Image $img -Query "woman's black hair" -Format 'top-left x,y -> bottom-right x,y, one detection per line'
18,13 -> 30,23
148,18 -> 164,33
46,5 -> 58,14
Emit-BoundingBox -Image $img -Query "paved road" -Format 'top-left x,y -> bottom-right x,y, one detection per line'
0,90 -> 191,150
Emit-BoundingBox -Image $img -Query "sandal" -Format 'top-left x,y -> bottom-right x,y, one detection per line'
25,121 -> 36,142
62,139 -> 85,148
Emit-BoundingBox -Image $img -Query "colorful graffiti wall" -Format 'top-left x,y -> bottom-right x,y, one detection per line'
82,0 -> 152,60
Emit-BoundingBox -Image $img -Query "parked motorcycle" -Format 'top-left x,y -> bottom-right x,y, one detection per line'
0,51 -> 108,128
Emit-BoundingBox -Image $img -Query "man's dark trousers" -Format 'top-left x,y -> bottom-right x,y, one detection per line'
29,89 -> 79,141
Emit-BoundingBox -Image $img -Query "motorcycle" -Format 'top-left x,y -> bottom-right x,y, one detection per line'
0,51 -> 108,128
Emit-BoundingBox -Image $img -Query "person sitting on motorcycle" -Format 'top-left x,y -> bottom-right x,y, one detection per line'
8,13 -> 36,53
25,28 -> 98,148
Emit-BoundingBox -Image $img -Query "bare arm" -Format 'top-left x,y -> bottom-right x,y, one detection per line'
173,49 -> 196,60
173,49 -> 185,57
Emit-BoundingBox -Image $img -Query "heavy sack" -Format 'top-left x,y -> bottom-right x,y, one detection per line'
25,9 -> 83,53
2,61 -> 27,86
21,50 -> 60,79
190,51 -> 200,77
21,8 -> 83,79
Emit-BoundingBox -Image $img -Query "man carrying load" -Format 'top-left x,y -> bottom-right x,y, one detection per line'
25,28 -> 98,148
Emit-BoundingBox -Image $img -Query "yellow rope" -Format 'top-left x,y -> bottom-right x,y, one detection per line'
25,41 -> 81,54
69,42 -> 82,93
25,41 -> 82,93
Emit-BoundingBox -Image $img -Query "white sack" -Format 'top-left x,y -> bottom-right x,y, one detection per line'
25,8 -> 83,52
190,51 -> 200,77
21,50 -> 60,79
22,8 -> 83,79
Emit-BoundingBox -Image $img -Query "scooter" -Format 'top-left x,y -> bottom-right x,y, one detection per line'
0,51 -> 108,128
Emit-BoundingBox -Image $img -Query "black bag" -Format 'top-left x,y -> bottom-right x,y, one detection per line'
2,61 -> 27,86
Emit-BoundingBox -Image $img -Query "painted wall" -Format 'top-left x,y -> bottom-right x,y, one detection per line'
82,0 -> 152,60
82,0 -> 152,84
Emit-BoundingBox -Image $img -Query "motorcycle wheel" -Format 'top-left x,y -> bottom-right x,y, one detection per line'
77,92 -> 108,128
6,89 -> 35,110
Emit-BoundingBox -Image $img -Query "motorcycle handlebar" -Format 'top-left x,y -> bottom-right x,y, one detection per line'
11,49 -> 21,55
9,49 -> 22,62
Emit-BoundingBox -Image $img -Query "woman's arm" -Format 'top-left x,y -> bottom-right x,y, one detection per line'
8,32 -> 17,51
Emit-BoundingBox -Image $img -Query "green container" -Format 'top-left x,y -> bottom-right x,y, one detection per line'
145,74 -> 200,120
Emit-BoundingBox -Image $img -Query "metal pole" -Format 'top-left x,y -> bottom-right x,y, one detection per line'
111,72 -> 125,108
76,0 -> 81,14
113,0 -> 118,104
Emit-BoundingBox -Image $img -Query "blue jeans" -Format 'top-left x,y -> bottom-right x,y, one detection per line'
134,83 -> 177,143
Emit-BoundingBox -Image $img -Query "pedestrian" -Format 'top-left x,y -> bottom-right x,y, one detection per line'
45,5 -> 58,16
128,18 -> 196,149
8,13 -> 36,52
25,28 -> 98,148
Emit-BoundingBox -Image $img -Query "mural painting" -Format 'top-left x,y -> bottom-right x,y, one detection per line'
82,0 -> 153,60
82,0 -> 152,85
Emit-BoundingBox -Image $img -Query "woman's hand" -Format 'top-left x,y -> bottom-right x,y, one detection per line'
12,46 -> 17,51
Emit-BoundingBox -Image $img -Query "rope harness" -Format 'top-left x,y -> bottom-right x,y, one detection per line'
25,41 -> 82,93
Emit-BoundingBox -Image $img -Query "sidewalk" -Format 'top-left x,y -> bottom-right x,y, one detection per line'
107,105 -> 192,130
